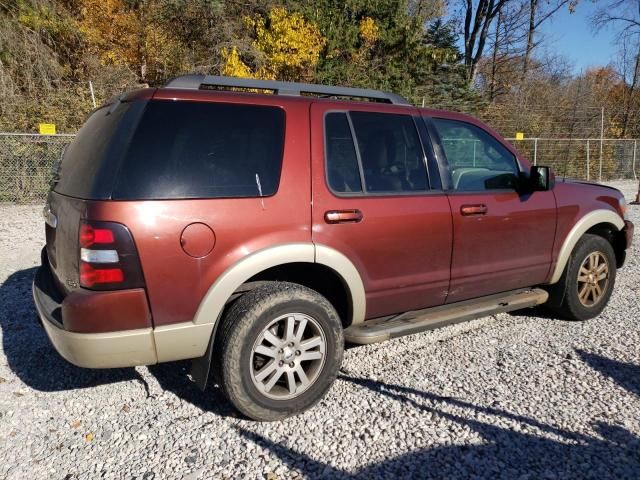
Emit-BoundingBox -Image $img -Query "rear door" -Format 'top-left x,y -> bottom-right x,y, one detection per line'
311,102 -> 453,319
425,115 -> 557,303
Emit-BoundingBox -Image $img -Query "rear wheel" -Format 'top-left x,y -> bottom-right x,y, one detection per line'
214,282 -> 344,421
547,234 -> 616,321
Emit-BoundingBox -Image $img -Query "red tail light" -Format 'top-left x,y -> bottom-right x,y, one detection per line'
80,263 -> 124,288
79,224 -> 115,248
78,220 -> 145,290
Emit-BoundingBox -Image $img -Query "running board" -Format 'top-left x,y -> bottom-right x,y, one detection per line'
344,288 -> 548,345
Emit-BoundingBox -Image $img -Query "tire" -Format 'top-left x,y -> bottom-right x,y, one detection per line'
546,234 -> 616,321
213,282 -> 344,421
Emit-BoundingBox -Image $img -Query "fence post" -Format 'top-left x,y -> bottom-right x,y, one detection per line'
599,107 -> 604,182
473,141 -> 476,167
633,140 -> 637,181
586,139 -> 590,181
533,138 -> 538,165
89,81 -> 97,108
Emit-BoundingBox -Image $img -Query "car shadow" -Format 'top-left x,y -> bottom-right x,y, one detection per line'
0,267 -> 142,391
507,304 -> 559,320
576,349 -> 640,397
234,373 -> 640,478
147,361 -> 237,417
0,266 -> 237,416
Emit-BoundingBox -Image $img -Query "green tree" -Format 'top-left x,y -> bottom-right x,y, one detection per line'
297,0 -> 443,102
419,19 -> 484,110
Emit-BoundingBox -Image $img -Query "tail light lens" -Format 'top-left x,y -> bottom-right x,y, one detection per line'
79,224 -> 115,247
79,220 -> 145,290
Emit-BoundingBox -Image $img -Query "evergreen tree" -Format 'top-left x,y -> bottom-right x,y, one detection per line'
419,19 -> 485,111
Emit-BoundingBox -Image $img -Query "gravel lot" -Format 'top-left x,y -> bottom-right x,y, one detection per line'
1,181 -> 639,479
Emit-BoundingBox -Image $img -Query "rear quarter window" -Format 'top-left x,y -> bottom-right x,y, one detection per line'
54,101 -> 142,199
112,101 -> 286,200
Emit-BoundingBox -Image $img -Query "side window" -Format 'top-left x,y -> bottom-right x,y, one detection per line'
432,118 -> 519,192
350,112 -> 428,193
324,111 -> 429,195
325,113 -> 363,193
113,101 -> 285,200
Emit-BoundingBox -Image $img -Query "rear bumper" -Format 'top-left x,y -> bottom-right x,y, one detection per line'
33,264 -> 158,368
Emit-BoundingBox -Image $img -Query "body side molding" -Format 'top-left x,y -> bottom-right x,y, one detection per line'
548,209 -> 624,284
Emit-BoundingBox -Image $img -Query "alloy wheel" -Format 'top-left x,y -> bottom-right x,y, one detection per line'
250,313 -> 327,400
576,251 -> 610,307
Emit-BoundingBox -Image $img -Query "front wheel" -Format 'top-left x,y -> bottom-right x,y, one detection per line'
547,234 -> 616,321
214,282 -> 344,421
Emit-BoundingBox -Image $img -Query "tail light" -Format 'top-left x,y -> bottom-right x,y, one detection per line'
79,220 -> 145,290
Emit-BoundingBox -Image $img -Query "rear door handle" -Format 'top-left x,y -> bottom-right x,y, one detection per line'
460,204 -> 488,216
324,209 -> 363,224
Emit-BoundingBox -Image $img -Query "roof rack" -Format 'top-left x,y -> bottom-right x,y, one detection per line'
165,74 -> 411,106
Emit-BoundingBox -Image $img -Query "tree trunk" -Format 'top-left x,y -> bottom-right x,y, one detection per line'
521,0 -> 538,83
463,0 -> 509,84
489,10 -> 503,100
621,50 -> 640,137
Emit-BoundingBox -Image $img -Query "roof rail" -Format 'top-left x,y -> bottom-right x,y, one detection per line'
165,74 -> 411,106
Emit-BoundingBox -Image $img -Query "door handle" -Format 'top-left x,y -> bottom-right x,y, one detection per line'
460,204 -> 488,216
324,209 -> 363,224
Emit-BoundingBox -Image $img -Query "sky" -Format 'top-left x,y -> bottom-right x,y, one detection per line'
538,1 -> 620,73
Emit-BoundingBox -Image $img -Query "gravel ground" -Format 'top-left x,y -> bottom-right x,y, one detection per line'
0,181 -> 639,479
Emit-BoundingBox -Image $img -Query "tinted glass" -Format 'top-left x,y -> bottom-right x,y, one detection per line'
113,101 -> 285,200
350,112 -> 428,193
54,101 -> 137,199
325,113 -> 362,193
432,118 -> 519,191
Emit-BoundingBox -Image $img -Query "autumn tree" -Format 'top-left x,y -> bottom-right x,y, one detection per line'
592,0 -> 640,137
221,7 -> 326,81
77,0 -> 190,84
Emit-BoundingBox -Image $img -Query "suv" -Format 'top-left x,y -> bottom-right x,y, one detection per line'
33,75 -> 634,421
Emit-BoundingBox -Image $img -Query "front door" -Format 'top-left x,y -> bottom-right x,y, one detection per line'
426,116 -> 557,303
311,102 -> 453,319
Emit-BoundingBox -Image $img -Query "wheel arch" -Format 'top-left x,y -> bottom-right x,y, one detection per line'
549,210 -> 625,284
185,243 -> 364,388
192,243 -> 365,328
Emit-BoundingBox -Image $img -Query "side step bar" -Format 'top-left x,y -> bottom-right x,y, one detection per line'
344,288 -> 549,345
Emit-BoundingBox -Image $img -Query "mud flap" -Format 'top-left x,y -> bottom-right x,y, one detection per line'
543,280 -> 567,309
190,332 -> 215,391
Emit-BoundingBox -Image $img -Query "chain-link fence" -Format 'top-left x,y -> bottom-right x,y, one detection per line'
505,138 -> 639,182
0,133 -> 638,203
0,134 -> 72,202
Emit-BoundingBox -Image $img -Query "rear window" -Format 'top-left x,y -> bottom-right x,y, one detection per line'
112,101 -> 285,200
54,101 -> 138,199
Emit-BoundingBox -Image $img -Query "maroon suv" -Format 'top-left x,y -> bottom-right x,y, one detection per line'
33,75 -> 634,421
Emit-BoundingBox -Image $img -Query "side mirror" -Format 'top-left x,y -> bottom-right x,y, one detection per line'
530,166 -> 554,191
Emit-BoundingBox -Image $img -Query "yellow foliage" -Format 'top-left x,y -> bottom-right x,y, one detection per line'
221,47 -> 254,79
78,0 -> 185,81
243,7 -> 326,80
359,17 -> 379,45
78,0 -> 138,67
